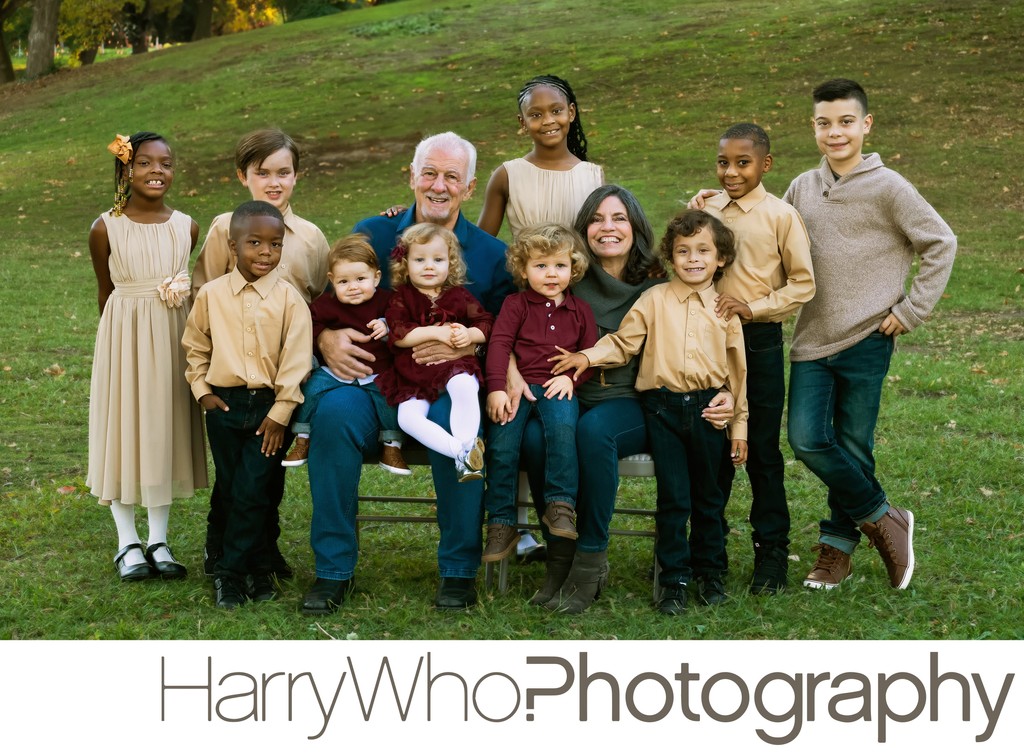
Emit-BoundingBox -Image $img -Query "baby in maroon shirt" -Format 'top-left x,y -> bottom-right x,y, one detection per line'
481,223 -> 597,564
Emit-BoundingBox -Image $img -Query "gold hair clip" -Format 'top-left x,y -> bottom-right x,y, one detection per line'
107,134 -> 133,164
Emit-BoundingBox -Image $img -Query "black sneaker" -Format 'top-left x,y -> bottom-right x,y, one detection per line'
696,574 -> 728,606
213,576 -> 248,609
750,542 -> 789,595
658,584 -> 689,615
249,573 -> 278,602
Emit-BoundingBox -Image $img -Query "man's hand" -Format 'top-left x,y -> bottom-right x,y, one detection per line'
715,294 -> 753,322
487,390 -> 513,424
504,355 -> 535,422
199,394 -> 229,412
702,390 -> 734,430
548,347 -> 590,381
878,312 -> 907,337
542,374 -> 574,400
412,340 -> 474,367
318,328 -> 374,381
256,416 -> 285,457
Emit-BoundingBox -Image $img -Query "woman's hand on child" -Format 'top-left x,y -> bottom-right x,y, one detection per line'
542,374 -> 575,400
256,417 -> 286,457
702,390 -> 734,430
878,312 -> 907,337
730,439 -> 748,466
199,394 -> 229,412
487,390 -> 513,424
548,347 -> 590,381
448,323 -> 471,348
687,189 -> 721,210
367,318 -> 389,340
318,328 -> 374,381
714,294 -> 753,322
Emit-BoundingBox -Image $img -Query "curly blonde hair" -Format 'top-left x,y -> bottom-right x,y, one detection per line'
506,223 -> 589,288
390,222 -> 467,290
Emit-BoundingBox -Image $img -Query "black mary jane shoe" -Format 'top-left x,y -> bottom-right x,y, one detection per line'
114,543 -> 157,582
144,542 -> 188,580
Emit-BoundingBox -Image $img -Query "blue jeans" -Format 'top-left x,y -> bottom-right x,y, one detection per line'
522,396 -> 648,552
642,387 -> 728,585
788,332 -> 894,548
718,322 -> 789,549
291,368 -> 401,443
309,384 -> 482,581
205,387 -> 290,578
484,385 -> 579,525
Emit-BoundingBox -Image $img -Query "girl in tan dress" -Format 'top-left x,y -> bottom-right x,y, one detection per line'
87,132 -> 207,581
477,74 -> 604,240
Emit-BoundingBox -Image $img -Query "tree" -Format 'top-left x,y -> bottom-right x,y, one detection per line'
25,0 -> 61,78
0,0 -> 30,83
190,0 -> 210,40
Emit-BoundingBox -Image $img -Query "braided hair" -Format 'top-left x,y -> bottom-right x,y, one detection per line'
517,74 -> 589,162
111,131 -> 165,216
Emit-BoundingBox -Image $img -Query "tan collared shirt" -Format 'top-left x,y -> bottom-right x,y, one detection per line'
706,183 -> 814,322
191,205 -> 330,304
183,268 -> 313,426
581,278 -> 749,440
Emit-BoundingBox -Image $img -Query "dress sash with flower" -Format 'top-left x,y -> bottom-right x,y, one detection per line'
87,210 -> 208,506
376,283 -> 495,405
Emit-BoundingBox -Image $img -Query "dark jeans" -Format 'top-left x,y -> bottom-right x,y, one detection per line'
484,384 -> 579,525
642,387 -> 728,586
309,384 -> 483,581
291,368 -> 401,443
787,332 -> 894,548
521,396 -> 648,552
717,322 -> 789,550
204,386 -> 291,578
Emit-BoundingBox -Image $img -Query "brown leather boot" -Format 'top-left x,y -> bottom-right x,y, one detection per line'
543,550 -> 608,614
528,538 -> 577,606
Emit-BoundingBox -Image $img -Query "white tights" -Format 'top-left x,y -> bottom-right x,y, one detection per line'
109,501 -> 173,565
397,372 -> 480,459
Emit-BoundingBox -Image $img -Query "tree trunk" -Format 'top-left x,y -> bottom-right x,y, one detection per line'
25,0 -> 63,79
78,47 -> 98,65
126,0 -> 151,55
192,0 -> 213,41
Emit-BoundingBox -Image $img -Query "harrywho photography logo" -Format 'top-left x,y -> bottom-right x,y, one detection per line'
161,651 -> 1013,745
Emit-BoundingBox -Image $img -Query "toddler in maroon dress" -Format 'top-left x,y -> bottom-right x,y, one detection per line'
376,223 -> 494,482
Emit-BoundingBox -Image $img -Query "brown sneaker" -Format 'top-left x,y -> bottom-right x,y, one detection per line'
481,523 -> 520,563
281,436 -> 310,467
542,501 -> 578,540
802,544 -> 853,589
860,506 -> 915,589
379,445 -> 412,476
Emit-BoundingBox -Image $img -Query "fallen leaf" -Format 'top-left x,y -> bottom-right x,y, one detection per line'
44,363 -> 65,377
979,487 -> 994,497
58,486 -> 76,495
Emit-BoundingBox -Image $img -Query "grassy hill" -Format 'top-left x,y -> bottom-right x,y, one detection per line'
0,0 -> 1021,640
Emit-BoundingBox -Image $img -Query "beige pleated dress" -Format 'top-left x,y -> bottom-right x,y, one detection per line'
87,210 -> 208,506
503,158 -> 605,240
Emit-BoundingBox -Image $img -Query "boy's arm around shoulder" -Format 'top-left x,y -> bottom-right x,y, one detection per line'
888,183 -> 957,332
269,284 -> 314,427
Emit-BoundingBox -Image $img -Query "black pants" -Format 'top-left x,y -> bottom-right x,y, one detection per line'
718,322 -> 790,553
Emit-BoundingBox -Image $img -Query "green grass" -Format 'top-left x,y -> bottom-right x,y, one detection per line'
1,0 -> 1022,640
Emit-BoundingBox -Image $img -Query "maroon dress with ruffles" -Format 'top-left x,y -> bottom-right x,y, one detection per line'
377,283 -> 495,405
